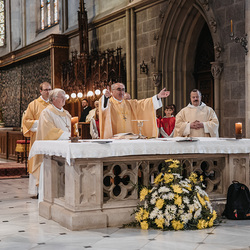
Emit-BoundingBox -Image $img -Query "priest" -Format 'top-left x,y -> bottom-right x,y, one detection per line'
31,88 -> 71,188
22,82 -> 52,173
99,82 -> 170,139
174,89 -> 219,137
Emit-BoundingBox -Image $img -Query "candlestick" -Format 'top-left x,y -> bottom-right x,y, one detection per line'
235,122 -> 242,139
231,20 -> 233,34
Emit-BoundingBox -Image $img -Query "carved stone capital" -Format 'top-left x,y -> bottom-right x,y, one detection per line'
210,62 -> 223,80
152,72 -> 162,87
209,18 -> 217,33
214,42 -> 223,59
198,0 -> 209,11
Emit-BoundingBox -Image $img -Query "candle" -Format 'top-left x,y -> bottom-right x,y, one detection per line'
235,122 -> 242,135
231,20 -> 233,33
71,117 -> 79,137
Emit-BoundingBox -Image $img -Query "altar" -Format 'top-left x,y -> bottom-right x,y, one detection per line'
29,137 -> 250,230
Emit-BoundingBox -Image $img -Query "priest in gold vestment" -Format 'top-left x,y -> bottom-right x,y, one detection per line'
22,82 -> 52,174
174,89 -> 219,137
99,83 -> 170,139
30,88 -> 71,188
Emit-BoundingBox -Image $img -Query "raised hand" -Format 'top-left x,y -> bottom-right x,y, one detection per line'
157,88 -> 170,99
104,86 -> 112,98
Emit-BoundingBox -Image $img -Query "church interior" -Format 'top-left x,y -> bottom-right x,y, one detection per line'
1,0 -> 250,249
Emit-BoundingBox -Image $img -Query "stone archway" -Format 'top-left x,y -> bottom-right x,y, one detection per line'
155,0 -> 223,120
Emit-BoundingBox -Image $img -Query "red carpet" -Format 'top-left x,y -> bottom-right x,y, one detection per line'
0,162 -> 27,179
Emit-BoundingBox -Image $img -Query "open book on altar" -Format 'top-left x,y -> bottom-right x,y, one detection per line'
113,132 -> 139,139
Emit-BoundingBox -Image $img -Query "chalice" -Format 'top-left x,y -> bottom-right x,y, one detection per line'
132,120 -> 148,139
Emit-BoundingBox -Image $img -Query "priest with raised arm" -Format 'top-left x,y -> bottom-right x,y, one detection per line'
99,82 -> 170,139
30,88 -> 71,188
174,89 -> 219,137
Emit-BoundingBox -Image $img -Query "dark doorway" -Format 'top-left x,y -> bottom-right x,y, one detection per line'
194,23 -> 215,108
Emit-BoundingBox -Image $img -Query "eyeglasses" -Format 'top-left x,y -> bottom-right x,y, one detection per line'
114,88 -> 125,92
42,89 -> 52,92
56,95 -> 66,100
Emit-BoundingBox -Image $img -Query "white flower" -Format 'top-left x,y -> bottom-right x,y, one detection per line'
151,191 -> 158,198
162,194 -> 168,200
150,198 -> 156,205
157,213 -> 163,219
182,188 -> 189,194
159,186 -> 170,193
178,209 -> 184,215
166,193 -> 175,200
194,208 -> 201,219
170,205 -> 177,213
179,204 -> 185,209
165,213 -> 174,221
206,201 -> 213,213
165,220 -> 170,227
173,173 -> 181,179
144,201 -> 148,209
183,197 -> 190,204
188,204 -> 195,212
179,180 -> 189,187
149,207 -> 159,219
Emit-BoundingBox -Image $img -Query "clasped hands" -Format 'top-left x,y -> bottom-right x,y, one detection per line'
190,120 -> 204,130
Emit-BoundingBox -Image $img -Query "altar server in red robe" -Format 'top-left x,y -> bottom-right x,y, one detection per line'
160,104 -> 176,138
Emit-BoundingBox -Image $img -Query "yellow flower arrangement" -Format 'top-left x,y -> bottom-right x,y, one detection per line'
156,199 -> 164,209
140,221 -> 148,230
133,159 -> 218,231
155,218 -> 165,229
172,220 -> 184,230
164,173 -> 174,184
140,187 -> 149,201
154,173 -> 163,184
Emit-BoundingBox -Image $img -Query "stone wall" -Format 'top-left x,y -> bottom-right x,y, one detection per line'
211,0 -> 245,137
0,53 -> 51,127
136,2 -> 168,100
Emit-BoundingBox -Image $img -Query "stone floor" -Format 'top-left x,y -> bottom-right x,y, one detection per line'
1,177 -> 250,249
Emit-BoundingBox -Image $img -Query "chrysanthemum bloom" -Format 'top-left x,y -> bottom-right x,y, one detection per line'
155,218 -> 165,229
156,199 -> 164,209
135,207 -> 144,221
140,221 -> 149,230
197,193 -> 206,207
189,172 -> 198,183
212,210 -> 217,220
174,194 -> 182,206
197,219 -> 208,229
164,173 -> 174,184
172,184 -> 183,194
169,162 -> 179,168
140,187 -> 149,201
142,210 -> 149,220
154,173 -> 163,184
171,220 -> 184,230
208,218 -> 214,227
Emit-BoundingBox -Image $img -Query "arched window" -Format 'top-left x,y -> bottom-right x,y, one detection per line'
0,0 -> 5,46
40,0 -> 58,30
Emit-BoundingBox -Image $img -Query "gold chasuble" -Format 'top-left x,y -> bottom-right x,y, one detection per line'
99,96 -> 161,139
22,97 -> 49,173
31,104 -> 71,185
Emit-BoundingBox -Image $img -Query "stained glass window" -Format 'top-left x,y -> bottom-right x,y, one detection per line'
40,0 -> 58,30
0,0 -> 5,46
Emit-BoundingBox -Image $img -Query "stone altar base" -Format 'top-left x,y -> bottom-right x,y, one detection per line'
39,152 -> 249,230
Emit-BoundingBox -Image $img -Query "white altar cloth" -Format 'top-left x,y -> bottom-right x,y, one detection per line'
29,137 -> 250,165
